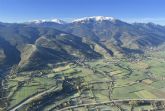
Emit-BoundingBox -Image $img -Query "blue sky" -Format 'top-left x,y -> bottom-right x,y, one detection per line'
0,0 -> 165,25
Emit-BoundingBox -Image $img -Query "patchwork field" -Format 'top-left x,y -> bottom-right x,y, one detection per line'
5,50 -> 165,110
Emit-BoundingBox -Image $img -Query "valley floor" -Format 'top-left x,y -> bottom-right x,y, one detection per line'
1,50 -> 165,111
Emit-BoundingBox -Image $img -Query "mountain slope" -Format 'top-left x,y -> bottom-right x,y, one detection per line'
29,16 -> 165,55
1,16 -> 165,71
64,17 -> 165,53
0,23 -> 102,71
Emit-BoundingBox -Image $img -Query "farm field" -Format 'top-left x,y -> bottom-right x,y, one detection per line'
5,50 -> 165,111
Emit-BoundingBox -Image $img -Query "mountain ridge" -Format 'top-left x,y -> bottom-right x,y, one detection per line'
0,16 -> 165,71
22,16 -> 164,26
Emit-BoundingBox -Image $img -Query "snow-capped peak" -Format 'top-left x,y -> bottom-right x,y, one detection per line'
51,19 -> 66,24
72,16 -> 116,23
31,20 -> 46,24
29,18 -> 66,24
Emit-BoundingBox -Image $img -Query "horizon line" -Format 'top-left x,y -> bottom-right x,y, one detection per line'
0,16 -> 165,26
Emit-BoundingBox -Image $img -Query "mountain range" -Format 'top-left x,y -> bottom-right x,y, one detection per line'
0,16 -> 165,72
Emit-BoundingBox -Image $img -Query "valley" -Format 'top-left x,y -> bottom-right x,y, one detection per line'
1,49 -> 165,111
0,16 -> 165,111
0,0 -> 165,110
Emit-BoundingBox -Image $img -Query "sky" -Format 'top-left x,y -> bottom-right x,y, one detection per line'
0,0 -> 165,25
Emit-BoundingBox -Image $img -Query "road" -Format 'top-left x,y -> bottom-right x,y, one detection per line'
9,86 -> 60,111
58,99 -> 165,111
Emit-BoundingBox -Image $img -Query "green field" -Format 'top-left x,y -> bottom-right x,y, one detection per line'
6,50 -> 165,110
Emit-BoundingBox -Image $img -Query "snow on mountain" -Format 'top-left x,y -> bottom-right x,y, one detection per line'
31,20 -> 47,24
25,16 -> 117,24
72,16 -> 116,23
50,19 -> 66,24
29,18 -> 66,24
